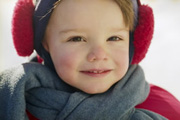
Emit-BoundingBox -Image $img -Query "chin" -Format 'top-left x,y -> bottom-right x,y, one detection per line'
81,85 -> 111,94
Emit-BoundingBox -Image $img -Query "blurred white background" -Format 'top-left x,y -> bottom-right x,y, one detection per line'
0,0 -> 180,100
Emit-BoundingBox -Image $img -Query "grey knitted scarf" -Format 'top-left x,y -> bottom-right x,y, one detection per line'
0,63 -> 167,120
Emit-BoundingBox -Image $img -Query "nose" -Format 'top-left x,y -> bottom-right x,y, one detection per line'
87,46 -> 108,62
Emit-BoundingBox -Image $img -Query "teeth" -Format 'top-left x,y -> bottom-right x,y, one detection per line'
90,71 -> 104,73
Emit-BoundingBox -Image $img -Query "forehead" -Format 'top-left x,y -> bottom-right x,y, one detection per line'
48,0 -> 127,31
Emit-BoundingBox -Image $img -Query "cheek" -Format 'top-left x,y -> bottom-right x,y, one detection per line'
113,48 -> 129,77
116,50 -> 129,65
112,45 -> 129,64
50,48 -> 78,79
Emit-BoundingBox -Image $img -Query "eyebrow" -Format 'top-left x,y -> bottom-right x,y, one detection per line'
59,28 -> 85,34
110,27 -> 129,32
59,27 -> 129,34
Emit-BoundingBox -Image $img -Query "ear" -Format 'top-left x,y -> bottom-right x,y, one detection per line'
132,1 -> 154,64
12,0 -> 35,56
42,39 -> 49,52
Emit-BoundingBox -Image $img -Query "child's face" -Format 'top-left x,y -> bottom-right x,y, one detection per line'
44,0 -> 129,94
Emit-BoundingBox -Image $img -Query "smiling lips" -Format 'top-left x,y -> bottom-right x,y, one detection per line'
80,69 -> 112,77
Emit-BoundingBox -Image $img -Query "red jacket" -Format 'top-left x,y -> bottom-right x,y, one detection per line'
136,84 -> 180,120
27,84 -> 180,120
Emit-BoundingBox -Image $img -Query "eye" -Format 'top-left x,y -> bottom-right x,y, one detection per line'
107,36 -> 123,41
68,36 -> 86,42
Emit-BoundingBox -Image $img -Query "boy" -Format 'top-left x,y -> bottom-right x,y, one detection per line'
0,0 -> 170,119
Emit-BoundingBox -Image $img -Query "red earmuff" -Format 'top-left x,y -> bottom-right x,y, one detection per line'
12,0 -> 34,56
12,0 -> 154,64
132,0 -> 154,64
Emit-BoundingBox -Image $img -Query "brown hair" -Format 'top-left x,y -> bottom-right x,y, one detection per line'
42,0 -> 135,31
115,0 -> 135,31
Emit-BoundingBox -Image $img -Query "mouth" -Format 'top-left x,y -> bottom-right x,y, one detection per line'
80,69 -> 112,77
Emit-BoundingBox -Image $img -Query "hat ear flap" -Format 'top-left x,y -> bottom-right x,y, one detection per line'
12,0 -> 35,56
132,3 -> 154,64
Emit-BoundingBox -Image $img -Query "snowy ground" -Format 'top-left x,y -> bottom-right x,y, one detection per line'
0,0 -> 180,100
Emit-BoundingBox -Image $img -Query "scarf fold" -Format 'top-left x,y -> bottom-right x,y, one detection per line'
0,63 -> 167,120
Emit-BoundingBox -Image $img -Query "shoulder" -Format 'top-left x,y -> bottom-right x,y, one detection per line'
0,62 -> 51,75
131,109 -> 167,120
0,62 -> 52,88
0,62 -> 46,79
136,84 -> 180,120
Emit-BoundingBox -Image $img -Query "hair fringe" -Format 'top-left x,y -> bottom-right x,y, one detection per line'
115,0 -> 135,31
